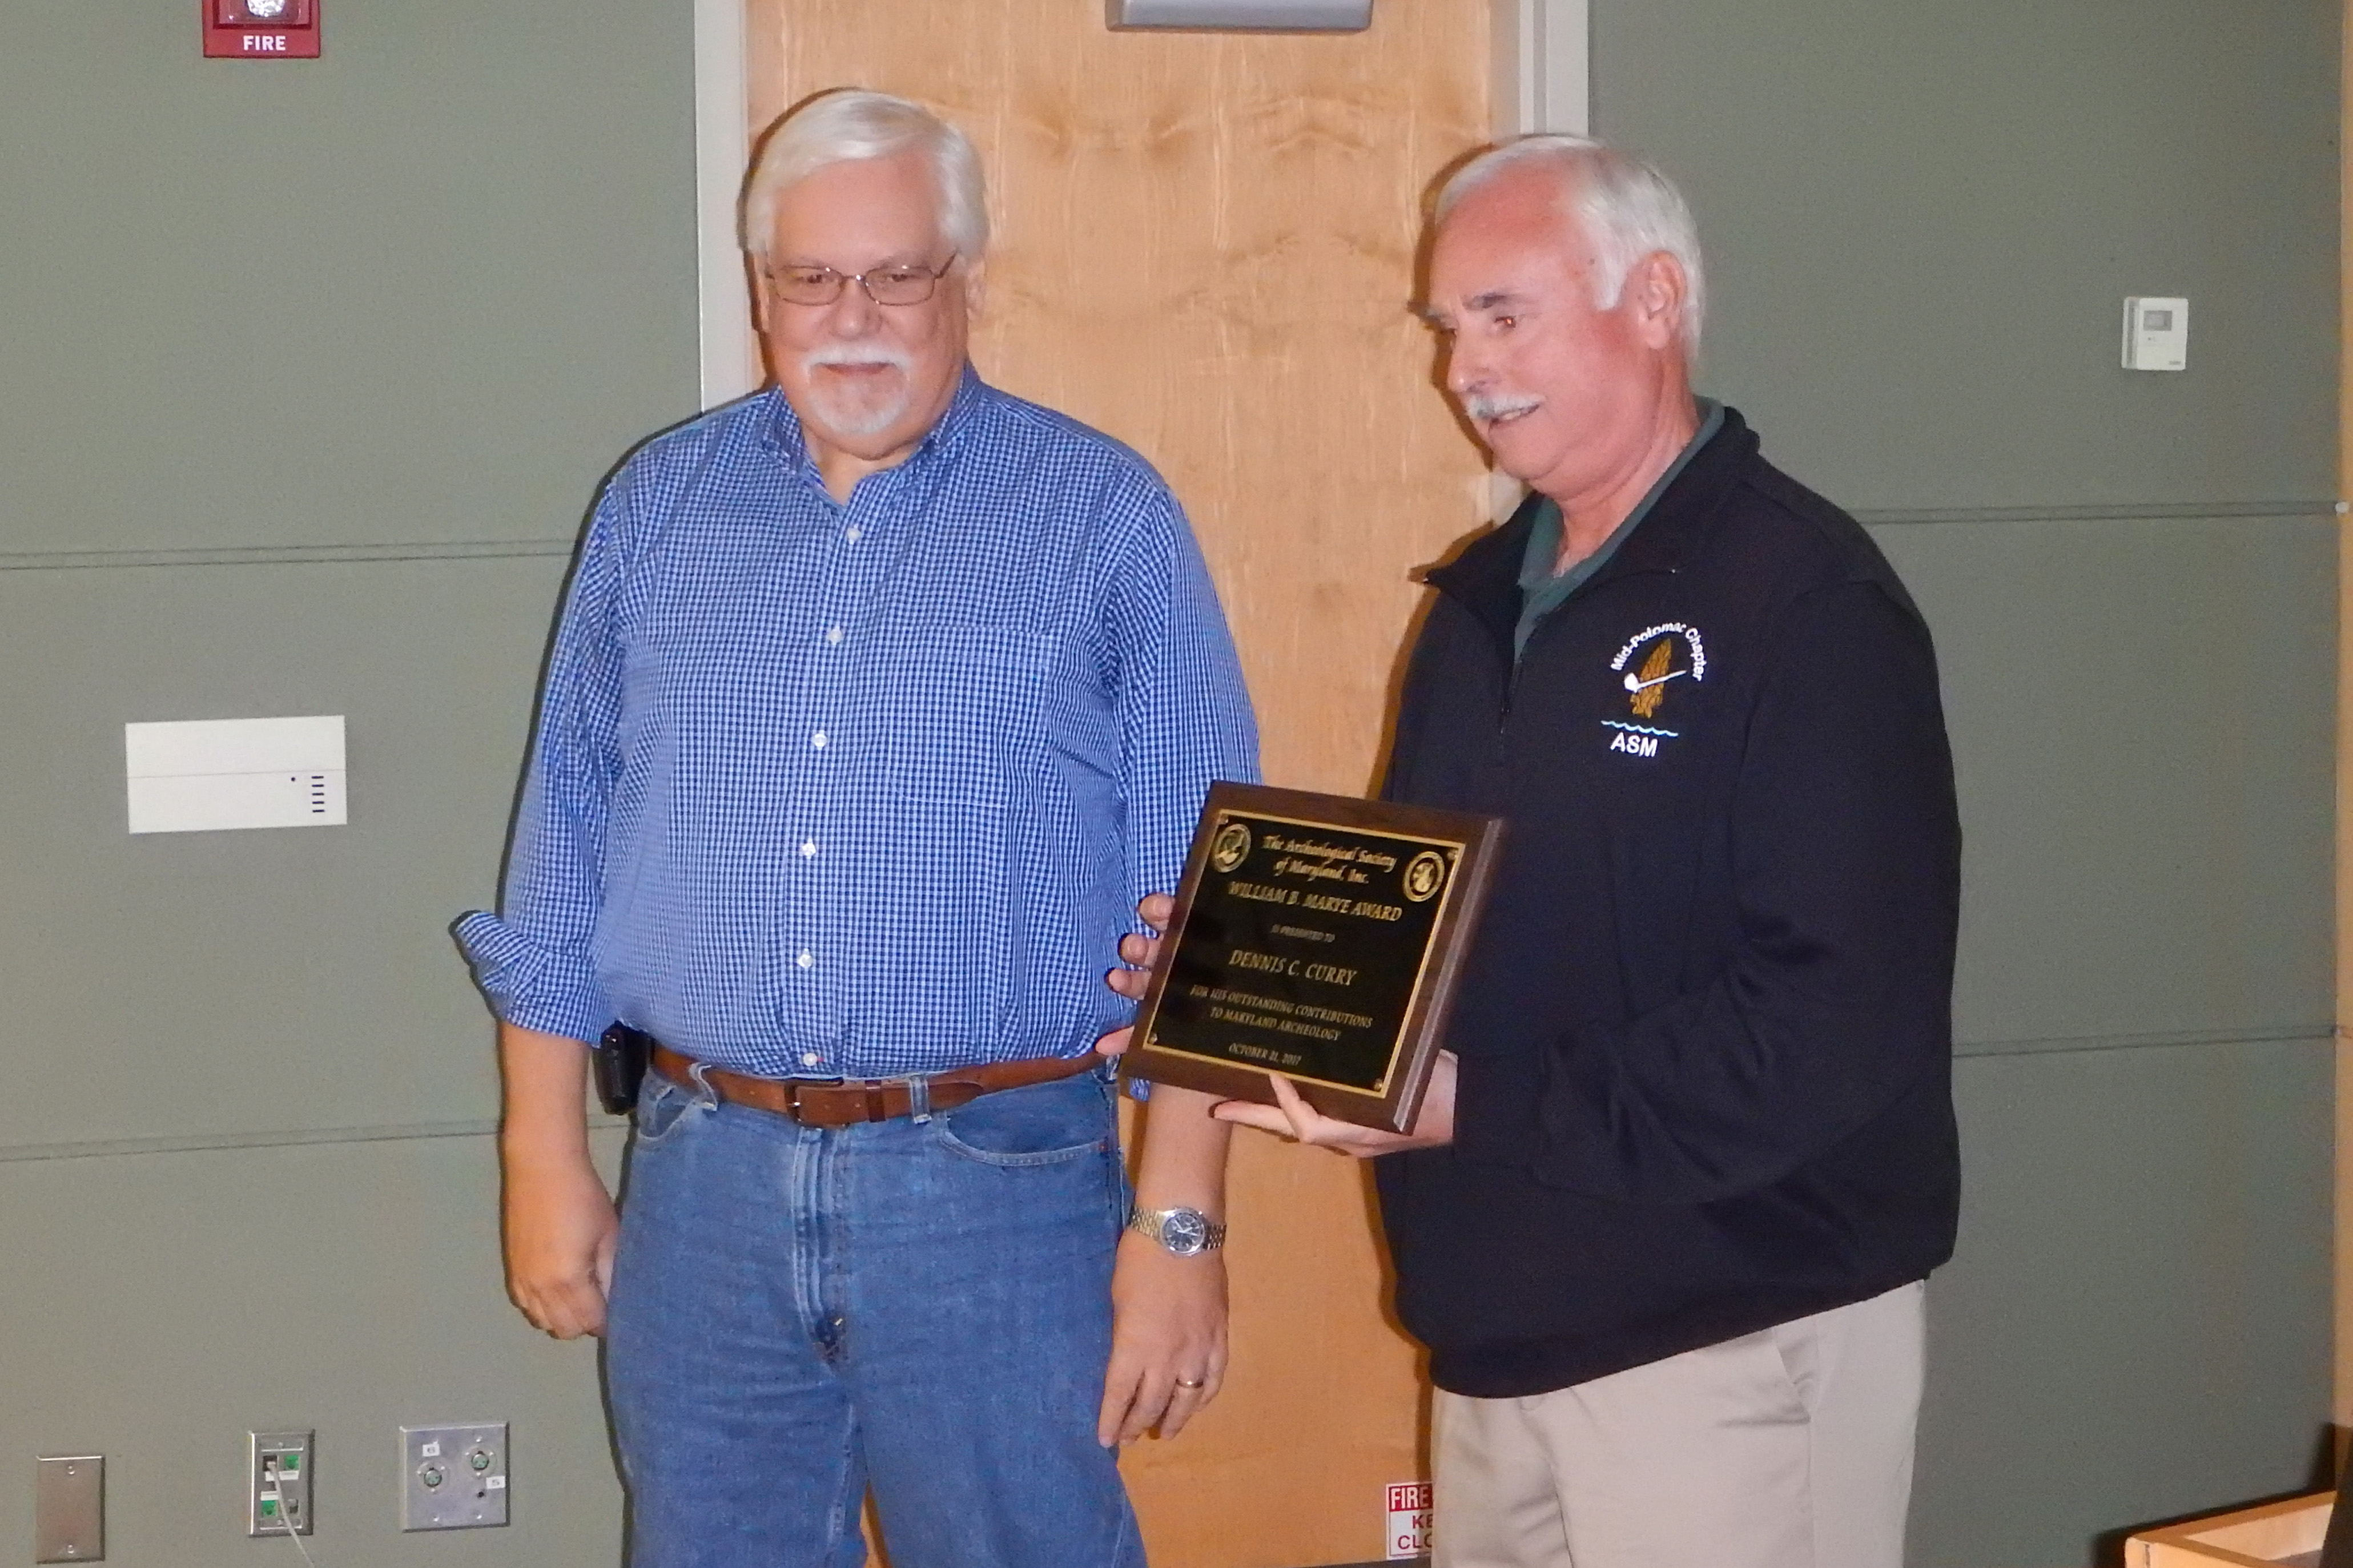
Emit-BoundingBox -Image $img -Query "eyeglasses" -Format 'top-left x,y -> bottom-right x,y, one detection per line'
761,255 -> 959,308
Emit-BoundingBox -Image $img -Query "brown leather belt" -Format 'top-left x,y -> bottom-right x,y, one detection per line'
649,1044 -> 1099,1129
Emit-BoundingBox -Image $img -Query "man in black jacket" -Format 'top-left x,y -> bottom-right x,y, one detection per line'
1117,136 -> 1960,1568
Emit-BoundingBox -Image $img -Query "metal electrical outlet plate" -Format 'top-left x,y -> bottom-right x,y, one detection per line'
248,1431 -> 313,1537
34,1454 -> 104,1563
400,1424 -> 507,1531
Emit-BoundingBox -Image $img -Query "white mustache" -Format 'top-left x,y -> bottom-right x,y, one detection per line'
1464,392 -> 1542,423
803,343 -> 914,374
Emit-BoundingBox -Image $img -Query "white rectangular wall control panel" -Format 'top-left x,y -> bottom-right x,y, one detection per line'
2122,296 -> 2189,371
124,715 -> 347,834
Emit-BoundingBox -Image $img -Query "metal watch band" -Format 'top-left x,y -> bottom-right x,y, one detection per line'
1127,1205 -> 1227,1255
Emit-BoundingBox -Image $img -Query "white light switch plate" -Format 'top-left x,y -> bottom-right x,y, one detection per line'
124,716 -> 347,834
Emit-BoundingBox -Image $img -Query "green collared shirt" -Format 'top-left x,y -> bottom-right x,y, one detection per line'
1513,399 -> 1725,660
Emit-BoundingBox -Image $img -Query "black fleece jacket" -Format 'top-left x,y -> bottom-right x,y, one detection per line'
1374,407 -> 1961,1398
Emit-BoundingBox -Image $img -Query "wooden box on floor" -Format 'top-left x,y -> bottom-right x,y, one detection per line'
2126,1493 -> 2333,1566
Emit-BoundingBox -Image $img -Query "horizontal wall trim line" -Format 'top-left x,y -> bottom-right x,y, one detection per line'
0,499 -> 2336,571
0,538 -> 577,572
0,1114 -> 626,1166
1855,498 -> 2334,527
0,1026 -> 2330,1162
1954,1022 -> 2334,1059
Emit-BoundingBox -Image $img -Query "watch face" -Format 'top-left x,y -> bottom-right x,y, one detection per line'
1161,1209 -> 1210,1256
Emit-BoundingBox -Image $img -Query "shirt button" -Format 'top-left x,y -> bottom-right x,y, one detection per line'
797,950 -> 815,969
800,841 -> 817,858
826,626 -> 844,645
811,731 -> 827,749
844,526 -> 863,543
801,1051 -> 821,1067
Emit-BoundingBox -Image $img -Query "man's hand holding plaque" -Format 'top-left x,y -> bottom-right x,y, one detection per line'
1103,784 -> 1502,1135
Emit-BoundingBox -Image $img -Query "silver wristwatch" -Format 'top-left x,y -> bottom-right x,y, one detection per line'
1127,1205 -> 1226,1256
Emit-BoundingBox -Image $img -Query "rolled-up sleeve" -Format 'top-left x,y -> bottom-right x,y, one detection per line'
453,490 -> 630,1044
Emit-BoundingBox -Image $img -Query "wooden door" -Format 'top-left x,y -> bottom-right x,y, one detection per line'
745,3 -> 1491,1561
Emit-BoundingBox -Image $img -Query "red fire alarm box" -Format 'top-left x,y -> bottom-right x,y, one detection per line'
203,0 -> 320,58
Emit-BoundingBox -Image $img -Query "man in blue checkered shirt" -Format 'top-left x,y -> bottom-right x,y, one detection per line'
455,90 -> 1257,1567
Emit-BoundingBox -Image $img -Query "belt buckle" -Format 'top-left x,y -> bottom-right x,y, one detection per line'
775,1078 -> 864,1128
771,1073 -> 938,1127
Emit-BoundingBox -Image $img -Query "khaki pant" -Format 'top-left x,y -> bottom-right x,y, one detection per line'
1432,1281 -> 1926,1568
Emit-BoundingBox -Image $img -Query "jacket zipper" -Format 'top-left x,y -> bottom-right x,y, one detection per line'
1495,563 -> 1680,734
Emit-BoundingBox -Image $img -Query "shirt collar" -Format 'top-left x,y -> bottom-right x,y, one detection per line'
1514,398 -> 1723,597
1426,400 -> 1749,667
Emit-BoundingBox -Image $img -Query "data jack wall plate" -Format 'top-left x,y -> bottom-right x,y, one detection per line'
248,1432 -> 312,1537
401,1424 -> 508,1530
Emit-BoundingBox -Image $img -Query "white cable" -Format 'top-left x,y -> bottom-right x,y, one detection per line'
281,1505 -> 321,1568
262,1453 -> 320,1568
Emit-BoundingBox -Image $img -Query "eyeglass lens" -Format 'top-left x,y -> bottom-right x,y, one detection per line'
767,263 -> 947,307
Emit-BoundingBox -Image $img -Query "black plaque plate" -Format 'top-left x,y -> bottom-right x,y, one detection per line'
1121,783 -> 1504,1131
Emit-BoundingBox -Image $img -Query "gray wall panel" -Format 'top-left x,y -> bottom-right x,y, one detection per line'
0,1130 -> 628,1566
1913,1040 -> 2332,1566
1595,0 -> 2338,516
0,557 -> 573,1150
1589,0 -> 2340,1559
0,0 -> 699,558
1870,515 -> 2336,1055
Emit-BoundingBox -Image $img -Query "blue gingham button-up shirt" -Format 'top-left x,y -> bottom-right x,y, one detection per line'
456,369 -> 1260,1079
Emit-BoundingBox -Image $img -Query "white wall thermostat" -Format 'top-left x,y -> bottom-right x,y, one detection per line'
2122,296 -> 2189,372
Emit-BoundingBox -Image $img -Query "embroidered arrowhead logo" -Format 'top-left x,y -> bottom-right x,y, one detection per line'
1606,622 -> 1707,747
1624,638 -> 1683,719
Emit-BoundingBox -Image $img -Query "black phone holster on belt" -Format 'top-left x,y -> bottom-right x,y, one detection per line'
595,1023 -> 654,1116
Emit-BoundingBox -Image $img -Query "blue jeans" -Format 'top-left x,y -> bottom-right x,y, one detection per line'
605,1064 -> 1145,1568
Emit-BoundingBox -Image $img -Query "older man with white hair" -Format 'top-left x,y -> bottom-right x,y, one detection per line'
1117,136 -> 1962,1567
458,89 -> 1256,1566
